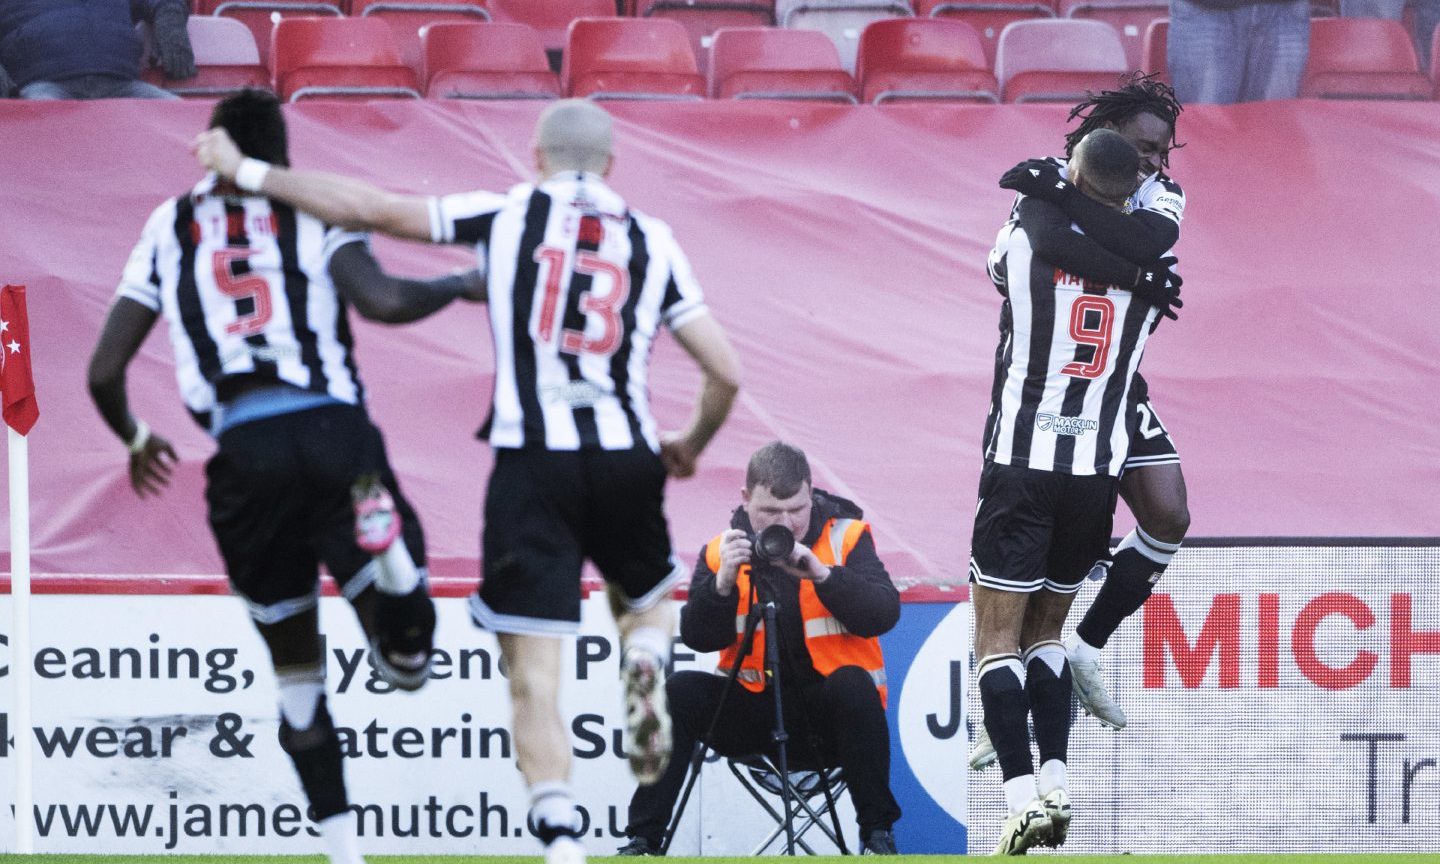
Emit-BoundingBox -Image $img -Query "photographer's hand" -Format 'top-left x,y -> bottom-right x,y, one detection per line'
777,545 -> 831,584
714,529 -> 751,596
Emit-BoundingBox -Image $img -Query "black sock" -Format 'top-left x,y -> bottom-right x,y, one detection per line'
278,695 -> 349,821
977,656 -> 1033,781
1024,645 -> 1072,766
1076,548 -> 1163,649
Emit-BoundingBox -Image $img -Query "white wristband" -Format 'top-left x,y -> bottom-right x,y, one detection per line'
235,158 -> 272,194
126,419 -> 151,455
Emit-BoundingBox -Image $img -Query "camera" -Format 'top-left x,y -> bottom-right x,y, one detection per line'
749,524 -> 796,564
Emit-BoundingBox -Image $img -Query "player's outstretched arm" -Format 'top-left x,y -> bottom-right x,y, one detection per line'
1001,158 -> 1177,262
193,128 -> 432,241
661,312 -> 741,479
87,298 -> 179,497
329,241 -> 486,324
1018,198 -> 1143,288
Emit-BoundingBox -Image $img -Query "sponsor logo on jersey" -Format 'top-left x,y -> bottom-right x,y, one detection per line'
1037,413 -> 1100,436
542,379 -> 609,408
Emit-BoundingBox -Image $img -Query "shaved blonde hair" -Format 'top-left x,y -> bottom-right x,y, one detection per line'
534,99 -> 614,178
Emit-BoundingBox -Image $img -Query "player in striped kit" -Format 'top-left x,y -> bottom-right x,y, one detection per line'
194,99 -> 742,864
969,129 -> 1182,855
88,90 -> 479,864
972,75 -> 1189,771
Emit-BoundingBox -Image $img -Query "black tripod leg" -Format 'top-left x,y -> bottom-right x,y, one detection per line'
659,741 -> 707,855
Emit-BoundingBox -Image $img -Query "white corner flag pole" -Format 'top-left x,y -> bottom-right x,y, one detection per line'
9,427 -> 33,853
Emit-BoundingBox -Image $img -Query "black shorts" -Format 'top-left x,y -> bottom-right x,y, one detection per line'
1124,376 -> 1181,473
205,404 -> 425,624
968,461 -> 1118,594
471,446 -> 684,635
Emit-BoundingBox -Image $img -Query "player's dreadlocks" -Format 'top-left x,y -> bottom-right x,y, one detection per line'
1063,72 -> 1184,169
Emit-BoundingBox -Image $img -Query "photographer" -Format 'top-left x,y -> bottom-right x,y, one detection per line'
618,441 -> 901,856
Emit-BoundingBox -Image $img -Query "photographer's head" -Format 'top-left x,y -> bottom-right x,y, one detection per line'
1069,129 -> 1141,211
743,441 -> 812,542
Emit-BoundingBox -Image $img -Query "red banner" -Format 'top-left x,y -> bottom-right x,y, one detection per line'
0,283 -> 38,436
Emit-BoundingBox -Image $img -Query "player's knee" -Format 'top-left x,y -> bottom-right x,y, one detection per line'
507,666 -> 561,708
1139,497 -> 1190,543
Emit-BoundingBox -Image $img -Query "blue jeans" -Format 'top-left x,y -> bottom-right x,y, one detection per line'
1341,0 -> 1440,68
1168,0 -> 1311,103
20,75 -> 177,100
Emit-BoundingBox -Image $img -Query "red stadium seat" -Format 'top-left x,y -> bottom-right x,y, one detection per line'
196,0 -> 343,66
915,0 -> 1054,72
140,16 -> 271,97
350,0 -> 491,77
1142,17 -> 1167,82
1058,0 -> 1166,71
271,17 -> 423,101
856,18 -> 997,103
994,18 -> 1127,103
776,0 -> 915,73
488,0 -> 617,60
640,1 -> 777,64
1300,18 -> 1431,100
708,27 -> 856,101
562,18 -> 705,99
422,22 -> 561,98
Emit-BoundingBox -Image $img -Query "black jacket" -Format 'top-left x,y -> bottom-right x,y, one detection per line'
680,488 -> 901,690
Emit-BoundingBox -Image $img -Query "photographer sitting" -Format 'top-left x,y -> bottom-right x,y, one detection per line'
619,441 -> 902,856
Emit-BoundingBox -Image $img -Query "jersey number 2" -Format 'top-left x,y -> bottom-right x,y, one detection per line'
534,245 -> 630,357
1060,295 -> 1114,379
212,248 -> 272,336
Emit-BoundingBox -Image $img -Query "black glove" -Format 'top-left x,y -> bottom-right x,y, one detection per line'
1132,255 -> 1183,321
999,158 -> 1074,204
151,1 -> 196,79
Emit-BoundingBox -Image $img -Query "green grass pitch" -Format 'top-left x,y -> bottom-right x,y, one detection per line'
2,856 -> 1436,863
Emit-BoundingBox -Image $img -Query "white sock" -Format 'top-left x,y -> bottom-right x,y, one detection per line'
319,811 -> 364,864
529,781 -> 580,833
1003,775 -> 1038,816
375,540 -> 420,595
1065,632 -> 1102,663
624,626 -> 671,667
1038,759 -> 1068,796
277,673 -> 324,730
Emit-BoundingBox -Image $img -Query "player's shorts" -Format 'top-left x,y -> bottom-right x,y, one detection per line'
205,403 -> 426,624
968,461 -> 1118,594
471,446 -> 685,635
1123,378 -> 1181,474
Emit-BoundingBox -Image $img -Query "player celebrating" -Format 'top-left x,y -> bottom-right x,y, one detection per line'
971,129 -> 1181,854
974,75 -> 1189,771
193,99 -> 742,864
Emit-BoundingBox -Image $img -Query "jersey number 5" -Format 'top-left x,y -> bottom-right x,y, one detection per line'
1060,295 -> 1114,379
534,245 -> 631,357
212,248 -> 272,336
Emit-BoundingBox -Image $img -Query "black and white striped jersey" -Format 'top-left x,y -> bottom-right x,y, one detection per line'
982,213 -> 1162,477
429,171 -> 708,452
116,175 -> 364,425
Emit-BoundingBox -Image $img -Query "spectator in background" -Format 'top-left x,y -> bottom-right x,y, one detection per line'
0,0 -> 195,99
1167,0 -> 1310,103
1341,0 -> 1440,69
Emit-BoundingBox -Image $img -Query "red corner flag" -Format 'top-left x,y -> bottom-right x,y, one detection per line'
1,284 -> 39,435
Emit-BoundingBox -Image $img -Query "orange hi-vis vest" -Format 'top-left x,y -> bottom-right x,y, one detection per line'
709,517 -> 889,707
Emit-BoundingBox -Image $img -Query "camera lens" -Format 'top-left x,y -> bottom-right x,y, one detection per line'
755,524 -> 795,562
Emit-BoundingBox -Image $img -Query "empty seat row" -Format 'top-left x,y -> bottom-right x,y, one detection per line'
149,15 -> 1440,103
